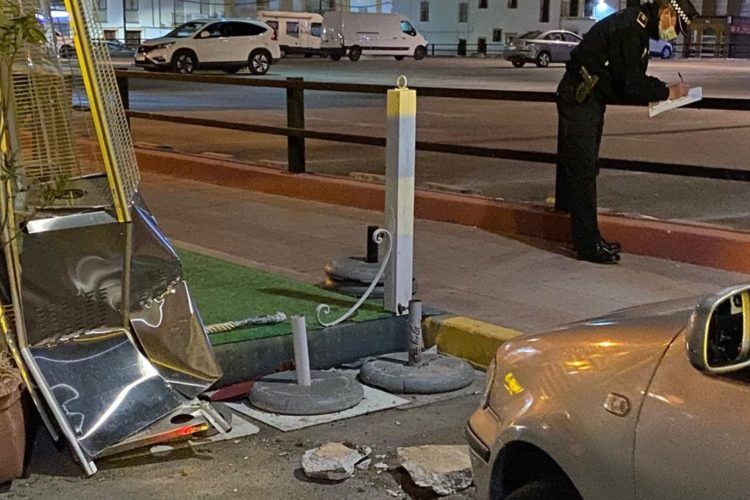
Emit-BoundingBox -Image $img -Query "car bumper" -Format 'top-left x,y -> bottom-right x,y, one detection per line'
502,48 -> 536,62
467,406 -> 505,499
467,423 -> 493,499
135,50 -> 171,68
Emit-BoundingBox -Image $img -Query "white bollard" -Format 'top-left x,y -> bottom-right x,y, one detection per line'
291,315 -> 311,387
384,75 -> 416,315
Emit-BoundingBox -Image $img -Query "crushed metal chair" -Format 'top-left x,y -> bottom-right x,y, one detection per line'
0,0 -> 228,474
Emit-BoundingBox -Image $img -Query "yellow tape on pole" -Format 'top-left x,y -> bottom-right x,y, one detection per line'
64,0 -> 130,222
387,75 -> 417,118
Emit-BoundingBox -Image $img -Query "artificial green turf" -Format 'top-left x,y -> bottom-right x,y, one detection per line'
177,249 -> 389,346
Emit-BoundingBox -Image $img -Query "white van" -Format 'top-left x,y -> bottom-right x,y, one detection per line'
256,11 -> 323,58
322,12 -> 427,61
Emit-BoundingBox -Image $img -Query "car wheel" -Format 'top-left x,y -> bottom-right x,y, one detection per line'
505,477 -> 581,500
394,55 -> 405,61
349,45 -> 362,61
413,45 -> 427,61
172,51 -> 196,74
249,50 -> 271,75
330,52 -> 343,61
59,45 -> 75,58
512,60 -> 525,68
223,67 -> 241,74
661,45 -> 673,59
535,51 -> 551,68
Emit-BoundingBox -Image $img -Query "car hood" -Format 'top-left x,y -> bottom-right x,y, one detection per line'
492,298 -> 697,411
141,36 -> 179,47
568,296 -> 699,329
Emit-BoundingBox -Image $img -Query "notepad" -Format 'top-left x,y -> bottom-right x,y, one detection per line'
649,86 -> 703,117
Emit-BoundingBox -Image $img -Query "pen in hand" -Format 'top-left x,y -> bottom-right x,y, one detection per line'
678,72 -> 684,83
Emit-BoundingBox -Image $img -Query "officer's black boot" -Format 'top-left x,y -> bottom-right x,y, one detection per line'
576,241 -> 621,264
599,236 -> 621,254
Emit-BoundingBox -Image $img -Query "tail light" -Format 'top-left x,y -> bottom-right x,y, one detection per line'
271,29 -> 277,41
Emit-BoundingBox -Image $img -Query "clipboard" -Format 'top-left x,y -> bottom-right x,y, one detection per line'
649,87 -> 703,117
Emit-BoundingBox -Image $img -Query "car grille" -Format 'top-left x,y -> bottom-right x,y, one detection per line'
138,46 -> 153,54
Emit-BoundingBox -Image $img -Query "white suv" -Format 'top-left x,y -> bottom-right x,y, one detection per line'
135,19 -> 281,75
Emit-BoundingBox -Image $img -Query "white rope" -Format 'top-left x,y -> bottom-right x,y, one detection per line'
205,311 -> 287,334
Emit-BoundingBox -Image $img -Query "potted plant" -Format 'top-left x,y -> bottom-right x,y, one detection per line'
0,336 -> 25,486
0,5 -> 46,488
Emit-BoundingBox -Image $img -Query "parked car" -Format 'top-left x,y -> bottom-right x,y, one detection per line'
103,39 -> 136,58
467,284 -> 750,499
321,11 -> 427,61
55,31 -> 75,58
135,19 -> 282,75
650,38 -> 674,59
57,37 -> 138,59
503,30 -> 582,68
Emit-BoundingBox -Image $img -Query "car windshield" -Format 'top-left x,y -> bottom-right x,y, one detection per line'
517,31 -> 542,40
165,21 -> 206,38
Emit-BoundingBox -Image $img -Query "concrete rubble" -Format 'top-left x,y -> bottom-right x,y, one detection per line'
397,445 -> 473,496
301,442 -> 371,481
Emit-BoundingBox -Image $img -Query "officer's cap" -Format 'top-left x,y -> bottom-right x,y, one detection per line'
656,0 -> 700,25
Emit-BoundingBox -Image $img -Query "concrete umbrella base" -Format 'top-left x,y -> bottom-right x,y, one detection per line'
360,352 -> 474,394
248,370 -> 364,415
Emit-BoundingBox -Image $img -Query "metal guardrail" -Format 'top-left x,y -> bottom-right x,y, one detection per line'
114,70 -> 750,183
426,41 -> 750,58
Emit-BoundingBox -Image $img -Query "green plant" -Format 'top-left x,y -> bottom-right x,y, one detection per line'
0,5 -> 71,239
0,5 -> 45,381
0,3 -> 46,166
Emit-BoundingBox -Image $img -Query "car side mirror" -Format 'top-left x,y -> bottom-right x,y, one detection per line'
686,285 -> 750,374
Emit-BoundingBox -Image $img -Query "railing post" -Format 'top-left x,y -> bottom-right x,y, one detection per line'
116,71 -> 130,128
384,76 -> 416,315
286,77 -> 306,173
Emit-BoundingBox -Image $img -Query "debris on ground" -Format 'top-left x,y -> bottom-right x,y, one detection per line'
301,442 -> 371,481
356,458 -> 372,471
397,445 -> 473,496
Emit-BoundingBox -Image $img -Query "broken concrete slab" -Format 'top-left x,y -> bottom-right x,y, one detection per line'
301,442 -> 371,481
397,445 -> 473,496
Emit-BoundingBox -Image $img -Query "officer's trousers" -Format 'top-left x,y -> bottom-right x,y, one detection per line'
555,72 -> 606,250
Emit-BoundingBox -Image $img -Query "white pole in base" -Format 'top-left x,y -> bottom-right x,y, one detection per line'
291,315 -> 312,387
408,299 -> 423,367
384,75 -> 416,315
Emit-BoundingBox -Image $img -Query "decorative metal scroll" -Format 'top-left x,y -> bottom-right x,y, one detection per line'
316,228 -> 392,327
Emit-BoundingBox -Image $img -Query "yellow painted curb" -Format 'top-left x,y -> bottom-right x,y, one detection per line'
423,315 -> 524,369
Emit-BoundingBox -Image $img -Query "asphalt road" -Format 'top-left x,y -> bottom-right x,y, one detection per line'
110,57 -> 750,229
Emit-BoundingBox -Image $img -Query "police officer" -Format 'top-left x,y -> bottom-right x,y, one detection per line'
555,0 -> 699,263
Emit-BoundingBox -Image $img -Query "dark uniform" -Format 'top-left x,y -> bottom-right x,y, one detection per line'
555,5 -> 669,262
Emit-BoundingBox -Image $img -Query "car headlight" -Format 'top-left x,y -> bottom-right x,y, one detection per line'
479,359 -> 496,409
152,42 -> 175,50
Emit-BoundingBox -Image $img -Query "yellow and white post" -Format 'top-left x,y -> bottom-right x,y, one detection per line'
384,76 -> 416,315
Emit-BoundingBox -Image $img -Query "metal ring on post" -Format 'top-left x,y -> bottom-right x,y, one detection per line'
396,75 -> 408,89
316,228 -> 392,327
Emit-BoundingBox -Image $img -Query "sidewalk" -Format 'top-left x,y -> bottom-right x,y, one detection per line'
142,172 -> 750,336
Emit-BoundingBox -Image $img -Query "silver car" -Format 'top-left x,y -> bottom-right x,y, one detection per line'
503,30 -> 581,68
467,284 -> 750,499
